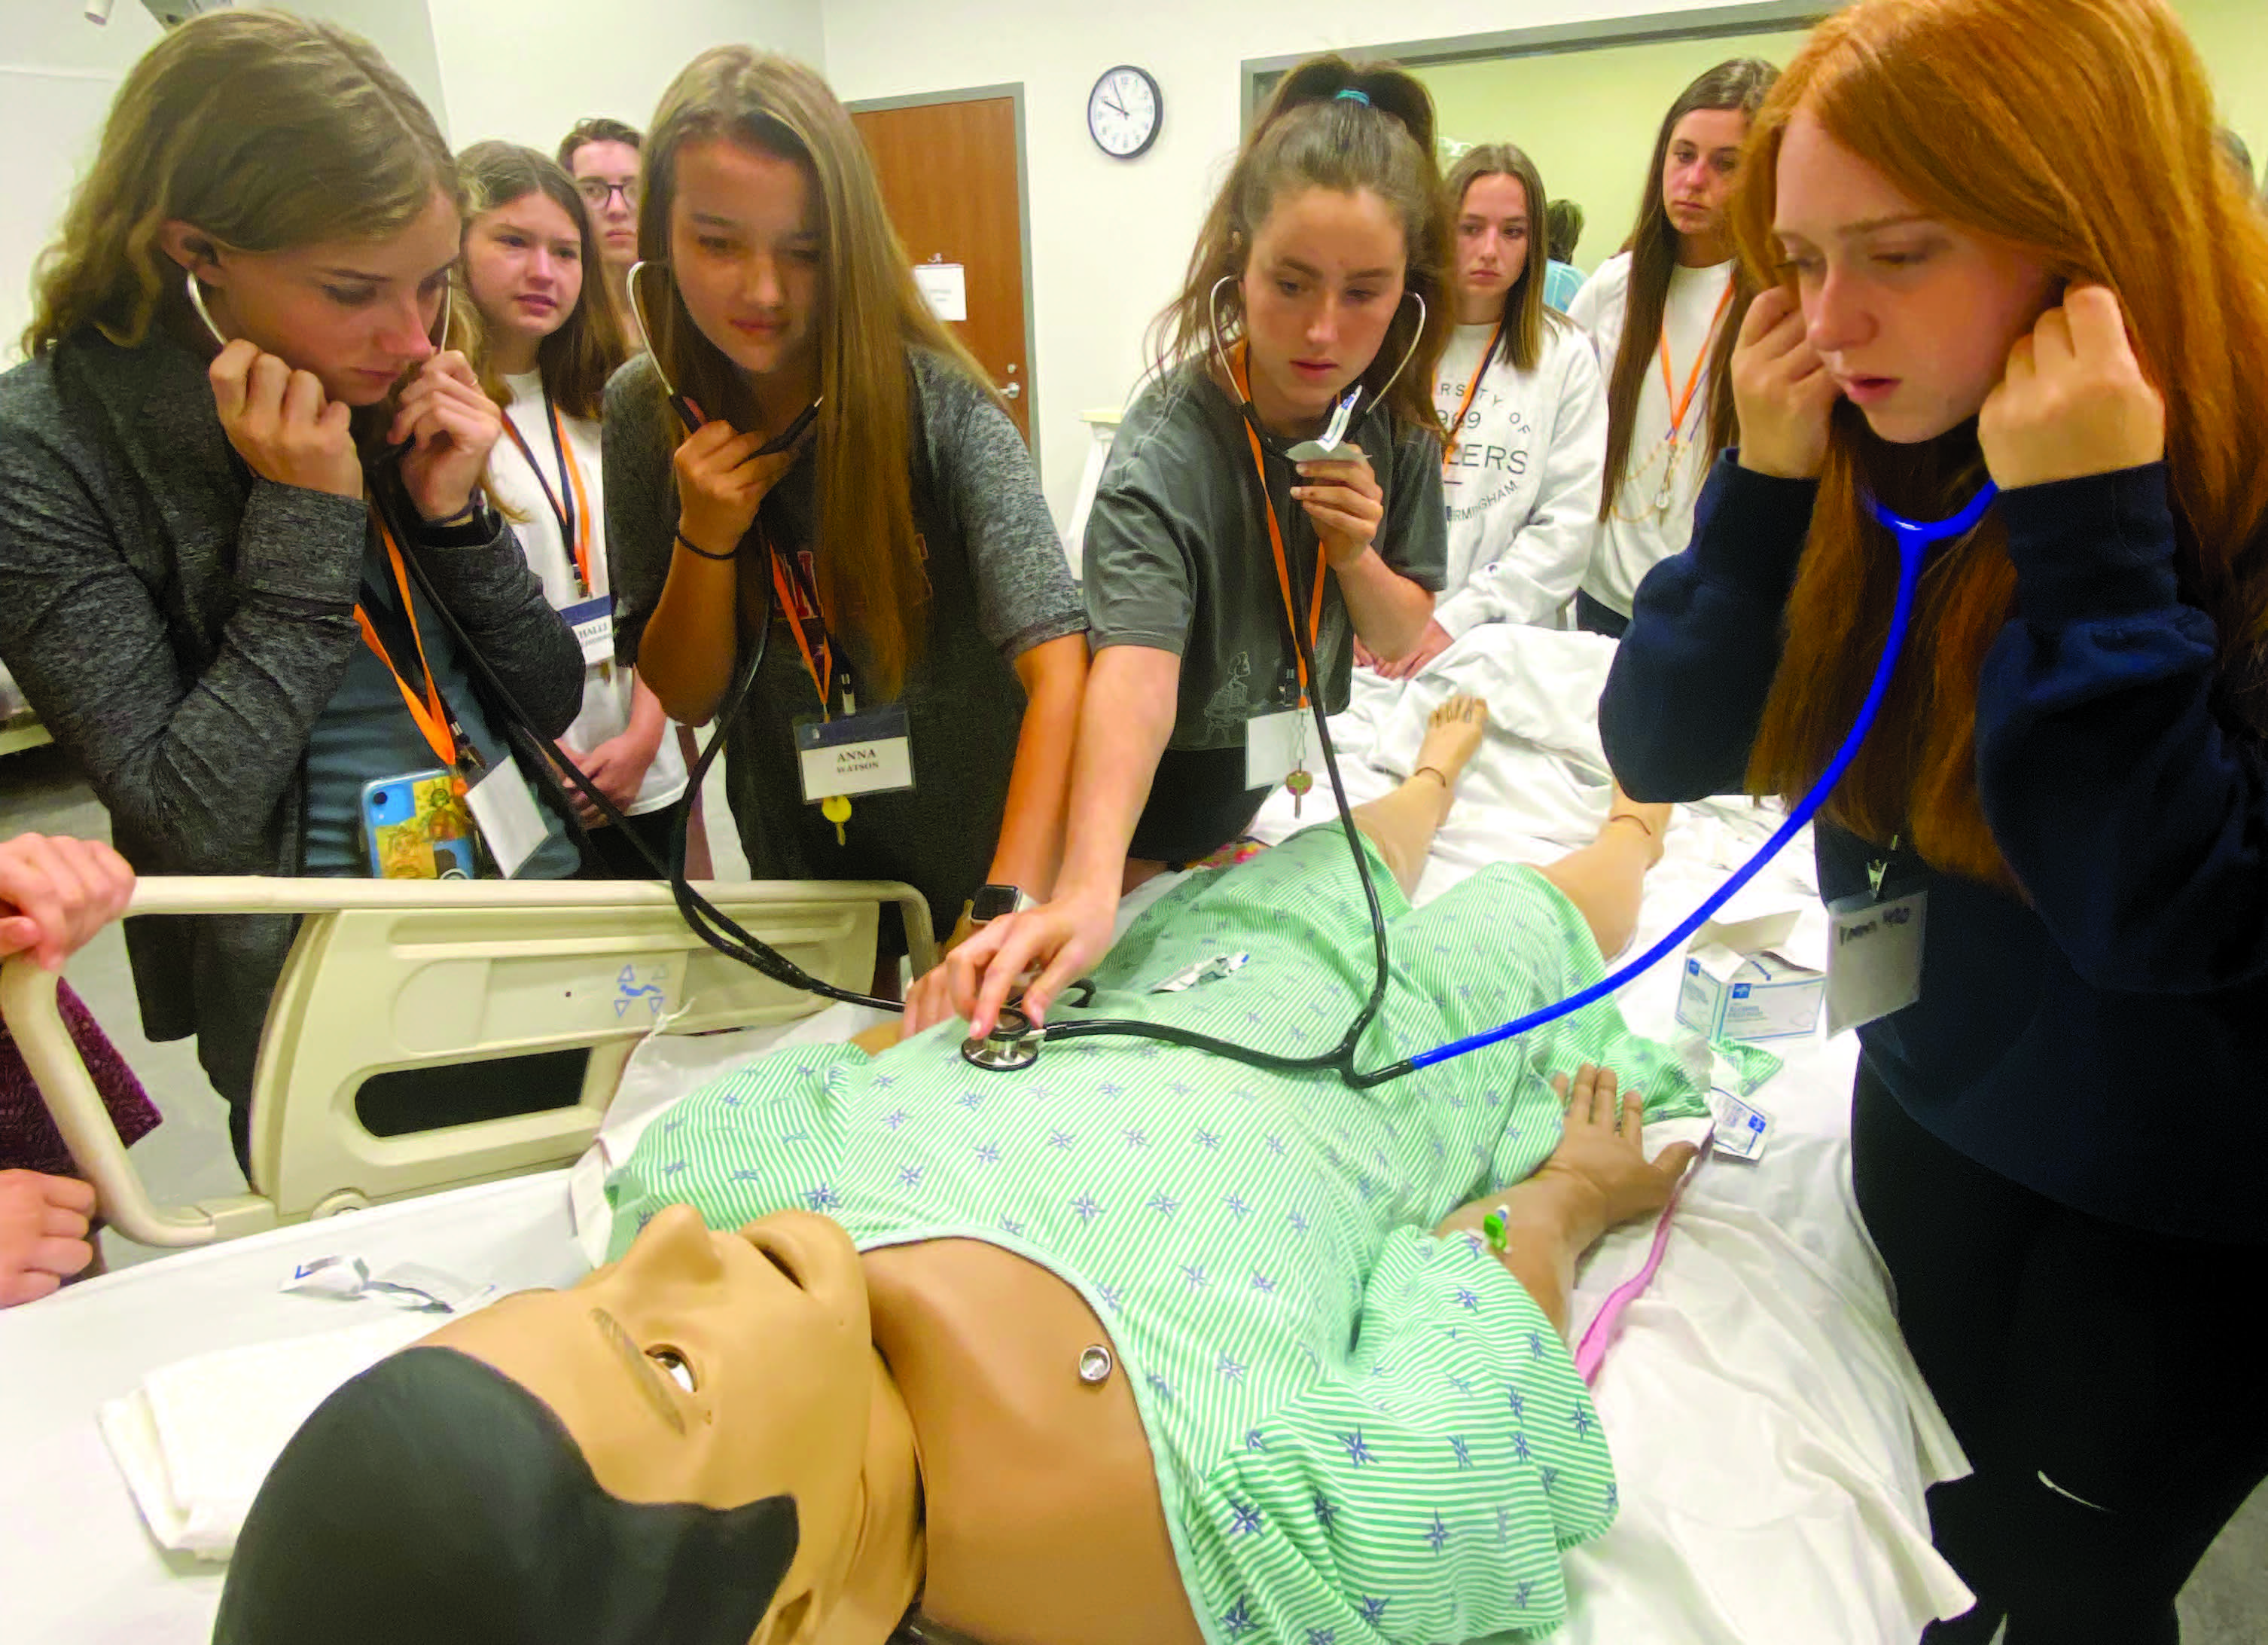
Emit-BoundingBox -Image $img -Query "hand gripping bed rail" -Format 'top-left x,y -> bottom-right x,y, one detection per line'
2,875 -> 934,1249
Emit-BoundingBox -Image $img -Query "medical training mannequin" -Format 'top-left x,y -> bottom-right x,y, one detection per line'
1565,58 -> 1777,638
220,700 -> 1699,1645
1602,1 -> 2268,1638
923,55 -> 1453,1039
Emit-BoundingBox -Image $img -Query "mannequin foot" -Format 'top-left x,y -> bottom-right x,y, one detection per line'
1411,694 -> 1489,794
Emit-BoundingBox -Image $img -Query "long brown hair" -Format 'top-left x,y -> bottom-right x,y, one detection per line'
1151,55 -> 1454,443
632,50 -> 998,700
1597,57 -> 1779,519
1739,0 -> 2268,887
24,8 -> 454,359
1444,143 -> 1560,374
454,142 -> 628,421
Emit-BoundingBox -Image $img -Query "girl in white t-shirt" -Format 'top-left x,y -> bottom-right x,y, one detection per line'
456,142 -> 697,875
1371,141 -> 1605,676
1568,58 -> 1778,636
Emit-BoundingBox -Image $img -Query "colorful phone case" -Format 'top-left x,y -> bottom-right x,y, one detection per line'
360,770 -> 480,880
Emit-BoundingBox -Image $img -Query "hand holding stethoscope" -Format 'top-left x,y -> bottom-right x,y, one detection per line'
1735,279 -> 2165,487
206,338 -> 364,503
387,350 -> 509,526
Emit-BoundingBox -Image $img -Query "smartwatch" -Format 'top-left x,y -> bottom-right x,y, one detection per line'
969,884 -> 1035,925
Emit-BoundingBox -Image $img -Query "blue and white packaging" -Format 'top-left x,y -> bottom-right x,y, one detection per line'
1675,911 -> 1825,1044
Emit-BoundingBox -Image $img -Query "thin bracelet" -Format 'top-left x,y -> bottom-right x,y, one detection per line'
1413,764 -> 1453,789
675,530 -> 737,562
1606,812 -> 1656,839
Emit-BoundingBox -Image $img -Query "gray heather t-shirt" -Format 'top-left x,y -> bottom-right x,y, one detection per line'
1083,362 -> 1447,751
605,346 -> 1086,938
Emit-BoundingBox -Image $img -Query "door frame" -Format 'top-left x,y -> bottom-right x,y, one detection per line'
1240,1 -> 1830,130
847,81 -> 1041,486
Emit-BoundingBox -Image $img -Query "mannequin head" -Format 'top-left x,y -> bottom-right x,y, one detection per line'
218,1207 -> 923,1645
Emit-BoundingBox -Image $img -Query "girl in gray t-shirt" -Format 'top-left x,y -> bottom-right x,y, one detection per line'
921,56 -> 1455,1041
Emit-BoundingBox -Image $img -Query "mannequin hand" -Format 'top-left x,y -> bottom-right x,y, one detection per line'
1732,285 -> 1839,481
1353,637 -> 1382,670
0,1171 -> 96,1308
1980,284 -> 2164,491
1295,446 -> 1384,568
922,887 -> 1117,1039
0,833 -> 134,971
391,352 -> 505,523
207,340 -> 361,501
1530,1064 -> 1699,1233
1373,618 -> 1454,680
673,420 -> 809,557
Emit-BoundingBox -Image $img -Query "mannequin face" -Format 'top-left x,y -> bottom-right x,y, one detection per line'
428,1206 -> 911,1643
1238,185 -> 1407,435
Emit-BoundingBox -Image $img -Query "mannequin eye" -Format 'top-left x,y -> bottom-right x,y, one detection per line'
648,1346 -> 698,1393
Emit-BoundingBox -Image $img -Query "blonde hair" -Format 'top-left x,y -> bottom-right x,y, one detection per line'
634,48 -> 997,700
24,8 -> 456,359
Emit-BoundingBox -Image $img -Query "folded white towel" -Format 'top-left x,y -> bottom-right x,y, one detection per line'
99,1313 -> 437,1560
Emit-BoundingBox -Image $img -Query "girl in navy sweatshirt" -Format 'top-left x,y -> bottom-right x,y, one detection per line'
1600,2 -> 2268,1640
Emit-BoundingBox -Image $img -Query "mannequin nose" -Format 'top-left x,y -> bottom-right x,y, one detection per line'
620,1203 -> 728,1287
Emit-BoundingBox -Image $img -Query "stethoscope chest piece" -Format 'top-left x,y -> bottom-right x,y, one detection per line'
961,1004 -> 1044,1072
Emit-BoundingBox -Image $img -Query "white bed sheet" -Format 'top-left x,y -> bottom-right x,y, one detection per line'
0,623 -> 1971,1643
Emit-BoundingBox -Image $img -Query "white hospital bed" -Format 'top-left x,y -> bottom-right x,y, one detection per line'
0,627 -> 1973,1643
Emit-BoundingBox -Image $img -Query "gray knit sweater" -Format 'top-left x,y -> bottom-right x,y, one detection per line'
0,327 -> 581,1125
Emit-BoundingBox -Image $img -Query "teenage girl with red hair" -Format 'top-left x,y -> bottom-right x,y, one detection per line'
1602,2 -> 2268,1639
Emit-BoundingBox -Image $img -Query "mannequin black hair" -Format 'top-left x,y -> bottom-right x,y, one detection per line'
215,1347 -> 798,1645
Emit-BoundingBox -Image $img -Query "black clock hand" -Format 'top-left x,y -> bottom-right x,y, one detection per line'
1104,93 -> 1127,116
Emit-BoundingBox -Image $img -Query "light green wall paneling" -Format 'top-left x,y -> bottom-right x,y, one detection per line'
1419,0 -> 2267,277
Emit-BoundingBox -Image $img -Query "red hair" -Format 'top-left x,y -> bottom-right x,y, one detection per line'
1736,0 -> 2268,887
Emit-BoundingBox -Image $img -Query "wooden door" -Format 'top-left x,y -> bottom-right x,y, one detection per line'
852,94 -> 1032,444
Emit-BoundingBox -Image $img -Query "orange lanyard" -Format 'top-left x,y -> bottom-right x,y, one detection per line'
1230,343 -> 1328,707
501,397 -> 593,594
1442,321 -> 1503,469
1657,279 -> 1738,449
767,536 -> 842,719
355,517 -> 462,775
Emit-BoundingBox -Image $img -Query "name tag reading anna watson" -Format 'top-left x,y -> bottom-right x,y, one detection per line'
795,705 -> 914,802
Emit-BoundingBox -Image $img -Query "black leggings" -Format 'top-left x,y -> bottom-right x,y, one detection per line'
1851,1059 -> 2268,1645
1573,589 -> 1630,639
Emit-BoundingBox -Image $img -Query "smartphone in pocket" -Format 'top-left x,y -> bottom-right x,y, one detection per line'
360,770 -> 481,880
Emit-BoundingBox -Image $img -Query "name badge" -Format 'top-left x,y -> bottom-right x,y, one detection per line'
1825,890 -> 1927,1036
465,758 -> 550,879
796,705 -> 914,802
562,594 -> 615,668
1245,707 -> 1309,789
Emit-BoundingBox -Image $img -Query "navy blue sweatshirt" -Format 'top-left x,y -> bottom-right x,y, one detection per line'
1601,454 -> 2268,1244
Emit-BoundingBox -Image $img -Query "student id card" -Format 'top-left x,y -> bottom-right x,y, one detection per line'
795,706 -> 914,802
561,594 -> 615,668
1825,890 -> 1927,1036
1245,707 -> 1309,789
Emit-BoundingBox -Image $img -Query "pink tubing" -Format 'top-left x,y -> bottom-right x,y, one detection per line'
1573,1126 -> 1715,1385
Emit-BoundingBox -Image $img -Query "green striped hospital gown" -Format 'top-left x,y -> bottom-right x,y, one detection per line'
608,826 -> 1712,1644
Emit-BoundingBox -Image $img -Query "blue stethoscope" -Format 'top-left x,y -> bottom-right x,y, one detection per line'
1396,480 -> 1999,1074
963,463 -> 1996,1080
